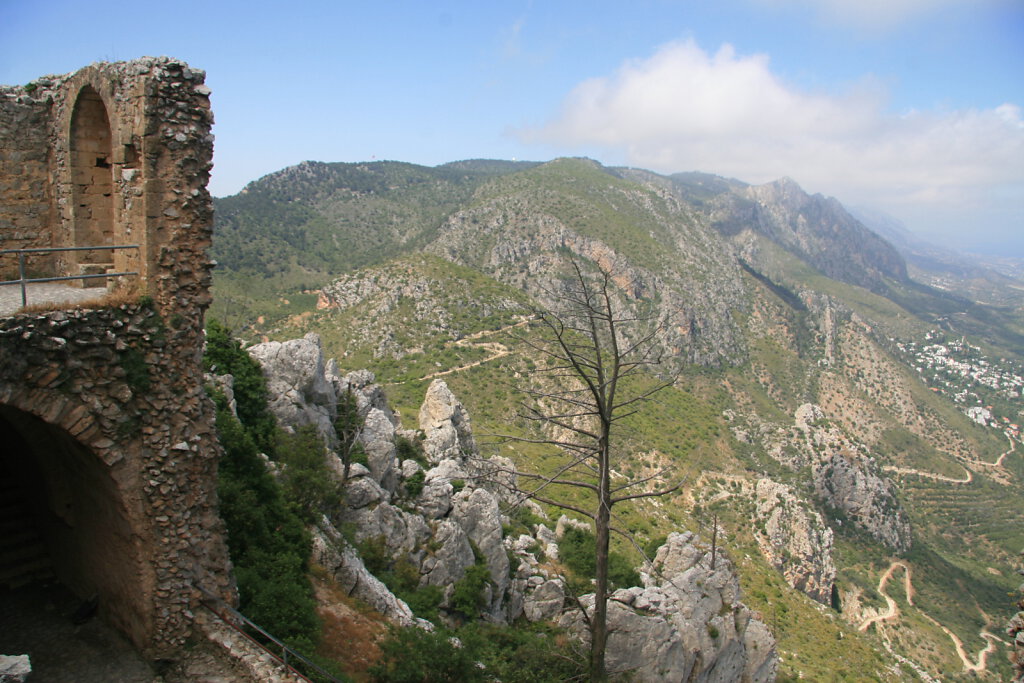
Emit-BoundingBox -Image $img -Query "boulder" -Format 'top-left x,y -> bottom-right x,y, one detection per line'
419,379 -> 476,463
523,579 -> 565,622
419,519 -> 475,589
247,333 -> 338,447
0,655 -> 31,683
414,459 -> 467,519
342,502 -> 431,559
361,407 -> 399,493
559,531 -> 777,682
451,487 -> 511,617
311,527 -> 416,627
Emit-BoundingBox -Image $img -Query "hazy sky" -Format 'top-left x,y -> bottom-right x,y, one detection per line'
2,0 -> 1021,255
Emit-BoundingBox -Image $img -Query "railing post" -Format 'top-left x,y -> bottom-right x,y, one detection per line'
17,252 -> 26,308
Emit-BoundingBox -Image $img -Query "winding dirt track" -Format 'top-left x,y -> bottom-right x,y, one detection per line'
880,432 -> 1015,485
416,318 -> 529,382
880,464 -> 972,484
858,561 -> 1000,674
387,317 -> 530,385
857,561 -> 913,632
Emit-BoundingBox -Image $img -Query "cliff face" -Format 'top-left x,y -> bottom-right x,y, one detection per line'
753,479 -> 837,604
706,177 -> 907,293
425,159 -> 750,366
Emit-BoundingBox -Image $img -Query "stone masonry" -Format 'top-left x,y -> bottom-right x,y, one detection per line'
0,59 -> 232,659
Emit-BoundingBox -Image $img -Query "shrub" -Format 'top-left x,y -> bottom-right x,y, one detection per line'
369,626 -> 485,683
559,526 -> 640,591
214,408 -> 319,650
276,425 -> 344,523
205,319 -> 277,454
450,563 -> 491,619
404,469 -> 426,497
395,433 -> 427,466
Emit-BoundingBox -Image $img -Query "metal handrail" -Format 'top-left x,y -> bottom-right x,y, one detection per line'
197,588 -> 343,683
0,244 -> 140,308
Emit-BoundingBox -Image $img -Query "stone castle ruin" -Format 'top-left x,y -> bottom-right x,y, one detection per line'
0,59 -> 232,658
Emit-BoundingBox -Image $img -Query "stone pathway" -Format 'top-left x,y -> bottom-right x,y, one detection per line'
0,582 -> 158,682
0,282 -> 106,317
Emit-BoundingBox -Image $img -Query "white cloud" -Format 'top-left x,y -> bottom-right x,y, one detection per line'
518,40 -> 1024,248
752,0 -> 1005,31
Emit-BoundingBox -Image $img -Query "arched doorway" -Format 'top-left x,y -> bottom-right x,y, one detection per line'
0,406 -> 152,648
69,85 -> 116,279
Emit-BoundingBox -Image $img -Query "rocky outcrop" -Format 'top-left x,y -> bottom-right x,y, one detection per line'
814,450 -> 912,554
732,403 -> 912,554
248,340 -> 519,624
248,338 -> 780,677
310,526 -> 418,627
247,333 -> 340,448
419,379 -> 477,463
753,479 -> 836,604
559,531 -> 777,682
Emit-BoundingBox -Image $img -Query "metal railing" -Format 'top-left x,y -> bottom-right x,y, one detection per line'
0,244 -> 141,308
198,588 -> 344,683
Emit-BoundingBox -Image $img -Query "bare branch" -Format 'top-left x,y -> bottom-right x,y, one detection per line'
612,477 -> 686,504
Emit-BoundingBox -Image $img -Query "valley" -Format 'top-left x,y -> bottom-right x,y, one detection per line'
210,157 -> 1024,681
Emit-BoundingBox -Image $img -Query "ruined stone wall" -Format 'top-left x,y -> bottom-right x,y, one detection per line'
1,57 -> 215,305
0,304 -> 233,655
0,85 -> 54,279
0,59 -> 230,659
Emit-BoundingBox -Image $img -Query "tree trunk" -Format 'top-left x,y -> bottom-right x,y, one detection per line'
591,437 -> 612,681
591,498 -> 610,681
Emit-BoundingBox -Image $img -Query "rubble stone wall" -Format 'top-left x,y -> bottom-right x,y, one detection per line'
1,57 -> 215,303
0,59 -> 230,659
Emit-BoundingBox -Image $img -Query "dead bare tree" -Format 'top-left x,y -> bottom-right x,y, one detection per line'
499,258 -> 683,681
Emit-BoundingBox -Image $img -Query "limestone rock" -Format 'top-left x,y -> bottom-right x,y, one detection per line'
451,487 -> 511,618
342,501 -> 431,559
419,379 -> 476,463
344,470 -> 387,509
558,531 -> 777,682
361,407 -> 400,492
310,527 -> 416,627
335,368 -> 392,419
419,519 -> 475,589
0,655 -> 31,683
523,579 -> 565,622
204,372 -> 237,417
248,333 -> 337,447
753,478 -> 836,604
413,458 -> 468,519
814,451 -> 912,553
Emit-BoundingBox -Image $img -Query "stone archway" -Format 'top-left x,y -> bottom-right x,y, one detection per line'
69,85 -> 116,279
0,405 -> 154,648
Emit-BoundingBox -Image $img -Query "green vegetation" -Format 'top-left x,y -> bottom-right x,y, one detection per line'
369,621 -> 584,683
204,318 -> 278,454
276,425 -> 344,524
214,404 -> 319,651
559,526 -> 640,594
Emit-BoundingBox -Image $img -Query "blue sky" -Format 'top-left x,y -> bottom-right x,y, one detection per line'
2,0 -> 1021,256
